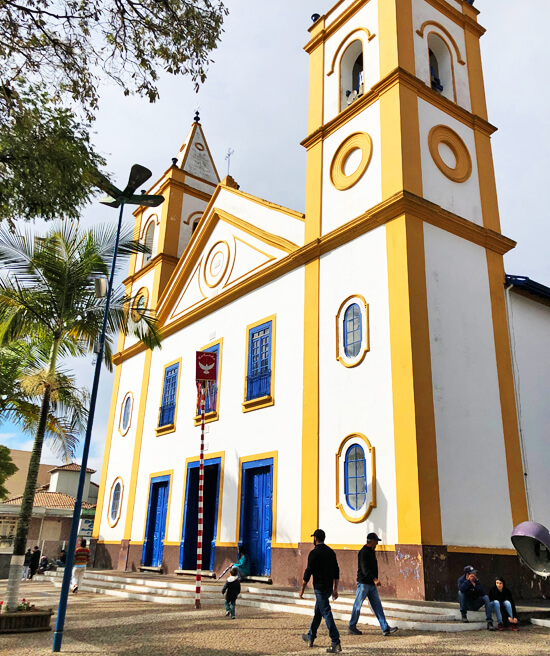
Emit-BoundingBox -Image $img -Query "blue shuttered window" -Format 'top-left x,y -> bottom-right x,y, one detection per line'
159,363 -> 179,426
343,303 -> 362,358
246,321 -> 271,400
344,445 -> 367,510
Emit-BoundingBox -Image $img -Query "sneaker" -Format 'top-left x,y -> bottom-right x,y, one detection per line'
383,627 -> 398,636
326,644 -> 342,653
348,626 -> 362,635
461,615 -> 469,623
72,586 -> 78,594
510,624 -> 519,632
487,621 -> 496,631
497,623 -> 504,631
231,616 -> 235,620
301,634 -> 314,648
225,611 -> 231,617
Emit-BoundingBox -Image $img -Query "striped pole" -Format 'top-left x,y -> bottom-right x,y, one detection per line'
195,382 -> 205,609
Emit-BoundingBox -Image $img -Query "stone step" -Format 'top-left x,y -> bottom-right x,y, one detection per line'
531,618 -> 550,628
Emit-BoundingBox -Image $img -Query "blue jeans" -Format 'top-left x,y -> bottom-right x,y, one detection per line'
307,589 -> 340,645
224,599 -> 236,618
349,583 -> 389,633
458,591 -> 492,621
492,600 -> 513,624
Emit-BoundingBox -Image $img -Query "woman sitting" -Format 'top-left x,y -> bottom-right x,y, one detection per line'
489,577 -> 519,631
233,545 -> 250,580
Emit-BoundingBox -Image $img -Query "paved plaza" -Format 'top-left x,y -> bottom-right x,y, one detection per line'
1,581 -> 549,656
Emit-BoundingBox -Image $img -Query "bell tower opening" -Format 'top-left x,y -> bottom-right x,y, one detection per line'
340,39 -> 364,111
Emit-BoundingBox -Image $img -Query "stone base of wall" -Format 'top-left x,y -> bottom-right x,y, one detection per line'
93,541 -> 550,601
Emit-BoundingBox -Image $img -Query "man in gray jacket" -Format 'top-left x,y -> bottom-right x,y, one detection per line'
348,533 -> 398,637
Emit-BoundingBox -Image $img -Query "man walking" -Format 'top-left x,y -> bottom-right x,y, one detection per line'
29,545 -> 41,579
458,565 -> 495,630
300,529 -> 342,653
71,538 -> 91,593
348,533 -> 398,637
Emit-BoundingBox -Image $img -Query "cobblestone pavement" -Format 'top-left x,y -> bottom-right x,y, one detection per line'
1,581 -> 549,656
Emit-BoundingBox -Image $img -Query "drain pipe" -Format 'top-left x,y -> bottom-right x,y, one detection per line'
505,283 -> 533,520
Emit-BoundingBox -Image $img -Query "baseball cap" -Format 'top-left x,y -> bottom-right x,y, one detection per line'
463,565 -> 477,574
366,532 -> 381,542
311,529 -> 326,542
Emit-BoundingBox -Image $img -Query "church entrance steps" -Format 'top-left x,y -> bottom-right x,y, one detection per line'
531,618 -> 550,628
37,570 -> 489,631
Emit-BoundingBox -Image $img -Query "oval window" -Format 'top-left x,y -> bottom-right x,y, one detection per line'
108,479 -> 123,526
343,303 -> 362,357
345,444 -> 366,510
121,395 -> 132,432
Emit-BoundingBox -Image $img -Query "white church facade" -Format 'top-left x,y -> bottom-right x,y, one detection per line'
93,0 -> 550,600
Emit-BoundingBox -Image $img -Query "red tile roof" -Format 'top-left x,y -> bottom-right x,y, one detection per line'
48,463 -> 96,474
4,491 -> 96,510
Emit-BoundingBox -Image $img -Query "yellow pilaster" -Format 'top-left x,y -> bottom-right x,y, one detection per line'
386,215 -> 442,545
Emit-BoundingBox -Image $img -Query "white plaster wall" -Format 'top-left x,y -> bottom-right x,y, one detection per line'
412,0 -> 471,111
507,292 -> 550,527
418,99 -> 482,225
178,195 -> 208,258
183,175 -> 217,196
321,102 -> 382,235
424,225 -> 513,547
97,351 -> 148,542
318,226 -> 398,545
323,0 -> 380,123
211,189 -> 305,246
324,0 -> 357,29
131,268 -> 305,546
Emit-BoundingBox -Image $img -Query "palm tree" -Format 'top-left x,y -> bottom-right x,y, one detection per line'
0,339 -> 86,460
0,221 -> 161,609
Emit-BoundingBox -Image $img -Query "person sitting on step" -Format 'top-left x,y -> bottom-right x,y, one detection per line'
489,577 -> 519,631
458,565 -> 495,630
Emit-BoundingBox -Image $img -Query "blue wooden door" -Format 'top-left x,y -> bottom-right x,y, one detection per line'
241,463 -> 272,576
142,477 -> 170,567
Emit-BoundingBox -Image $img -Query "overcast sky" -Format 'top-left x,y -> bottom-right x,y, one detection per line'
2,0 -> 549,480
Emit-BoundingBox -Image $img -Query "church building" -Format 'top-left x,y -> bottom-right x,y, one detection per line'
93,0 -> 550,600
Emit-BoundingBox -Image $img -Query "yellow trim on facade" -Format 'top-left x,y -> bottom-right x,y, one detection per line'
118,391 -> 134,437
485,251 -> 529,527
474,130 -> 501,233
335,433 -> 376,523
326,28 -> 375,76
92,362 -> 123,539
447,545 -> 517,556
416,21 -> 465,65
335,294 -> 370,367
155,357 -> 182,436
378,0 -> 416,78
330,132 -> 373,191
194,338 -> 223,425
428,125 -> 472,183
106,477 -> 124,529
235,452 -> 278,545
179,451 -> 225,552
141,469 -> 174,544
301,259 -> 320,542
242,315 -> 276,413
123,349 -> 153,540
386,215 -> 442,545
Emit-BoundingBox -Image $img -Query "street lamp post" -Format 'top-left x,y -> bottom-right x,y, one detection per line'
52,165 -> 163,652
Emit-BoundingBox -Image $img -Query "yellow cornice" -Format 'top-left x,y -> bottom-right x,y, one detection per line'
301,67 -> 496,151
425,0 -> 484,37
122,253 -> 180,287
183,170 -> 218,188
111,192 -> 515,366
304,0 -> 372,54
222,186 -> 305,221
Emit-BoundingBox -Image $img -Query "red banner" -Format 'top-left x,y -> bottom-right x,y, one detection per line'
196,351 -> 217,382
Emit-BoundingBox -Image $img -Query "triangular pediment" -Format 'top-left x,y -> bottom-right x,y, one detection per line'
157,186 -> 304,326
176,122 -> 219,185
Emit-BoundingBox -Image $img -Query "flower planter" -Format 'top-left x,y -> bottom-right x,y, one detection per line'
0,608 -> 53,633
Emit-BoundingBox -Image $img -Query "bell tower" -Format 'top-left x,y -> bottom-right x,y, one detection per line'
120,115 -> 220,352
301,0 -> 528,597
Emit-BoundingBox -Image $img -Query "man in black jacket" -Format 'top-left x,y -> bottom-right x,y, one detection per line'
458,565 -> 495,630
348,533 -> 398,636
299,529 -> 341,653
